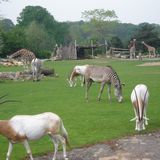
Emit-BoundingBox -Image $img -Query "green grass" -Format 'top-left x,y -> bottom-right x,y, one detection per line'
0,58 -> 160,159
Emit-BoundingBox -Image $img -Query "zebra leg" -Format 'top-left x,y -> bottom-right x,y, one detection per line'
107,83 -> 111,102
98,82 -> 106,101
85,80 -> 92,102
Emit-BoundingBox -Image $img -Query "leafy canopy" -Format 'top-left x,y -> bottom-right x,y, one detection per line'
82,9 -> 118,22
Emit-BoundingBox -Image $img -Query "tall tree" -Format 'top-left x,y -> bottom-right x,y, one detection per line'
17,6 -> 57,36
81,9 -> 118,43
25,21 -> 55,57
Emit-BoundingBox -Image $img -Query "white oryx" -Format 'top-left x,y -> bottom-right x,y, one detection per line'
67,65 -> 88,87
31,58 -> 42,81
130,84 -> 149,131
0,112 -> 69,160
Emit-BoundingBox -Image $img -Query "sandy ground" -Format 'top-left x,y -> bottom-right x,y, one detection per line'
33,130 -> 160,160
137,62 -> 160,66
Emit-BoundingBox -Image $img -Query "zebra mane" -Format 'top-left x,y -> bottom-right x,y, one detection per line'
106,65 -> 121,86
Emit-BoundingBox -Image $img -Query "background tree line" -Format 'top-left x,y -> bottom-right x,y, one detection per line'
0,6 -> 160,58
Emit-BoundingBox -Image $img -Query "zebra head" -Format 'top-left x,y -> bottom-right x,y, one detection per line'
114,83 -> 125,103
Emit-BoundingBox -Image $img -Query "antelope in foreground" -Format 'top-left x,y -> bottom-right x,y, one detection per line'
0,112 -> 69,160
130,84 -> 149,131
68,65 -> 124,102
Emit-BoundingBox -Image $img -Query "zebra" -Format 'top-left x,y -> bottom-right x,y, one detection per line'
31,58 -> 42,81
7,49 -> 36,70
69,65 -> 124,102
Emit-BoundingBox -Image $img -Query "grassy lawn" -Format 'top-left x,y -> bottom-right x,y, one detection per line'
0,58 -> 160,159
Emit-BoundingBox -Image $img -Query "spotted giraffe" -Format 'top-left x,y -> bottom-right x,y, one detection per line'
7,49 -> 36,70
128,39 -> 136,59
142,41 -> 156,58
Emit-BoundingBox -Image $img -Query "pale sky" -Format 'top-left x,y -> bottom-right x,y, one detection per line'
0,0 -> 160,25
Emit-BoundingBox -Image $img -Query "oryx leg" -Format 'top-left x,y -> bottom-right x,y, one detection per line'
23,140 -> 33,160
58,135 -> 67,160
50,135 -> 60,160
98,82 -> 106,101
6,141 -> 13,160
144,107 -> 149,125
131,107 -> 138,130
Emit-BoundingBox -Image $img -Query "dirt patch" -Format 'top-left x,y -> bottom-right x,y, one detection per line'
137,62 -> 160,66
34,131 -> 160,160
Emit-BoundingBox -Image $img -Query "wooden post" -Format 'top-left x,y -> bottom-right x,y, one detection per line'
105,40 -> 108,56
74,40 -> 77,59
91,40 -> 94,58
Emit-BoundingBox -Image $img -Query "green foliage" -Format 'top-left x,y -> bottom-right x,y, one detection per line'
55,22 -> 71,45
1,26 -> 27,57
15,5 -> 70,57
81,9 -> 119,44
0,19 -> 14,32
0,59 -> 160,159
133,23 -> 160,52
82,9 -> 118,22
17,6 -> 56,29
0,32 -> 3,54
25,21 -> 55,57
110,36 -> 123,48
114,23 -> 138,47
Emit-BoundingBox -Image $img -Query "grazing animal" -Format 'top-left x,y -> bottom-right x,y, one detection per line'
69,65 -> 124,102
0,112 -> 69,160
85,65 -> 124,102
7,49 -> 36,70
130,84 -> 149,131
31,58 -> 42,81
67,65 -> 88,87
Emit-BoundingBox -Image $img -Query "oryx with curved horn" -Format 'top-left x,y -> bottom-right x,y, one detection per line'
130,84 -> 149,131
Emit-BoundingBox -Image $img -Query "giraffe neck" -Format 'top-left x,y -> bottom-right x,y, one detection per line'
143,43 -> 150,49
10,50 -> 22,58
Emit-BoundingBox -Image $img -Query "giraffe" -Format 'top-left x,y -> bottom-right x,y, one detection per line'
129,39 -> 136,59
142,41 -> 156,58
7,49 -> 36,70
